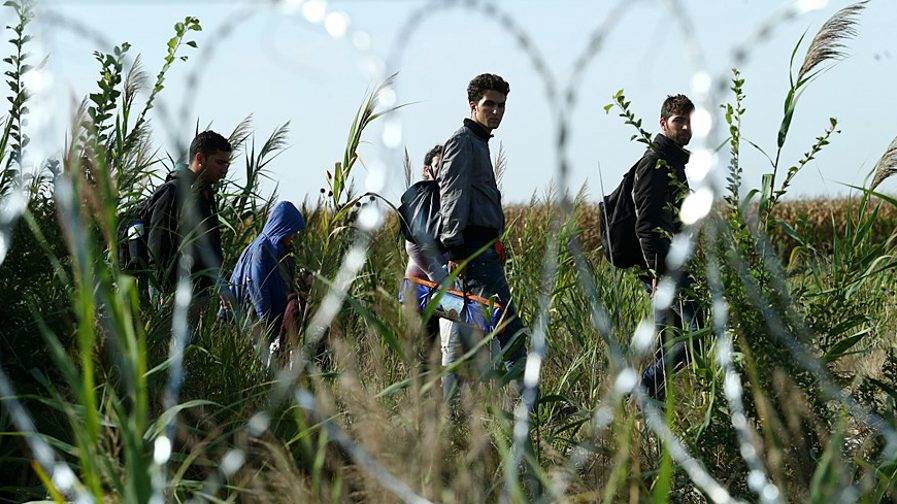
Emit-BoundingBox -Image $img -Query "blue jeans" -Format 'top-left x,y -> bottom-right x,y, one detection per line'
457,247 -> 528,373
640,276 -> 703,400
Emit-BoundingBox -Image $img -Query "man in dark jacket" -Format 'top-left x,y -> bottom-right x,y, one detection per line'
633,94 -> 702,400
147,130 -> 231,319
437,73 -> 526,379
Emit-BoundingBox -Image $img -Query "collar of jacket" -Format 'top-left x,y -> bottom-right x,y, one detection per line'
652,133 -> 690,167
463,118 -> 493,141
169,164 -> 213,192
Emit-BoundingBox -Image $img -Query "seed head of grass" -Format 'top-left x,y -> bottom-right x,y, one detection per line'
796,1 -> 868,83
871,135 -> 897,190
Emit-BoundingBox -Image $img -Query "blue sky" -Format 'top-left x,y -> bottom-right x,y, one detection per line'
22,0 -> 897,204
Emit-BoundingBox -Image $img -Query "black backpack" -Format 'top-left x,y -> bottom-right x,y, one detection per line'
116,182 -> 172,275
599,162 -> 645,269
398,179 -> 442,247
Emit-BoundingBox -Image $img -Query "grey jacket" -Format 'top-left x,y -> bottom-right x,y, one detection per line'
437,119 -> 505,260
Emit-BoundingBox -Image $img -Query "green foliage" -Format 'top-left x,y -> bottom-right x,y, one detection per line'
722,68 -> 746,212
765,1 -> 866,222
0,0 -> 33,198
606,88 -> 652,147
143,16 -> 202,119
769,117 -> 841,210
81,43 -> 130,169
3,0 -> 31,169
74,16 -> 201,207
323,74 -> 401,214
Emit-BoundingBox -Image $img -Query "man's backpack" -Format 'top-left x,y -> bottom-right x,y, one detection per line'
398,180 -> 443,247
117,199 -> 152,274
116,183 -> 172,275
599,162 -> 645,269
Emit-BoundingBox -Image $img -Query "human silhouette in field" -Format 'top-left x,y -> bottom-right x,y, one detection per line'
401,144 -> 465,395
147,130 -> 232,326
436,73 -> 526,381
226,201 -> 306,365
632,94 -> 703,400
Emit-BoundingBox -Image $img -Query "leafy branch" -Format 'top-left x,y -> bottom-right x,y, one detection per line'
722,69 -> 746,211
82,42 -> 130,160
604,89 -> 652,147
120,16 -> 201,162
4,0 -> 32,170
768,117 -> 840,210
325,74 -> 403,213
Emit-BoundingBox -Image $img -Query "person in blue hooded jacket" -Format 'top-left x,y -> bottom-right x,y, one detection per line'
228,201 -> 306,336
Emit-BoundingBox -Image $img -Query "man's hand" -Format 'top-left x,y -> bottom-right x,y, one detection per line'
448,260 -> 464,278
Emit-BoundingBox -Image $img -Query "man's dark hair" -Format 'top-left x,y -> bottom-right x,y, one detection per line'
467,73 -> 510,103
423,144 -> 444,168
660,94 -> 695,119
189,130 -> 232,161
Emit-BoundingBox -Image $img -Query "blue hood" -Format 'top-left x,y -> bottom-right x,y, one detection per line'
228,201 -> 305,325
262,201 -> 306,253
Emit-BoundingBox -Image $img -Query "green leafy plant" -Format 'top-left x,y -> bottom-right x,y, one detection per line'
80,43 -> 130,172
323,74 -> 401,213
604,88 -> 652,146
4,0 -> 31,169
0,0 -> 33,198
769,117 -> 840,208
119,16 -> 201,163
762,1 -> 867,220
722,68 -> 746,212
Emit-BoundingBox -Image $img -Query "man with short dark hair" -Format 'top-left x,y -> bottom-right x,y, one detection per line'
633,94 -> 702,400
437,73 -> 526,380
147,130 -> 231,319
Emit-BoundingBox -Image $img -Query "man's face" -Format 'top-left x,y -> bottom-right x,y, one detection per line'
470,90 -> 507,130
660,112 -> 692,147
196,150 -> 231,184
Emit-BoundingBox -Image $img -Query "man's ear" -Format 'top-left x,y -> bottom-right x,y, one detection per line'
469,100 -> 477,113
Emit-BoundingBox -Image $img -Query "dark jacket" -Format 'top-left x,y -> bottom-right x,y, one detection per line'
228,201 -> 305,328
437,118 -> 506,261
633,134 -> 690,276
147,167 -> 223,293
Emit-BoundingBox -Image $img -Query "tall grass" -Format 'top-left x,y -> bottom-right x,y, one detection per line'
1,3 -> 896,503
